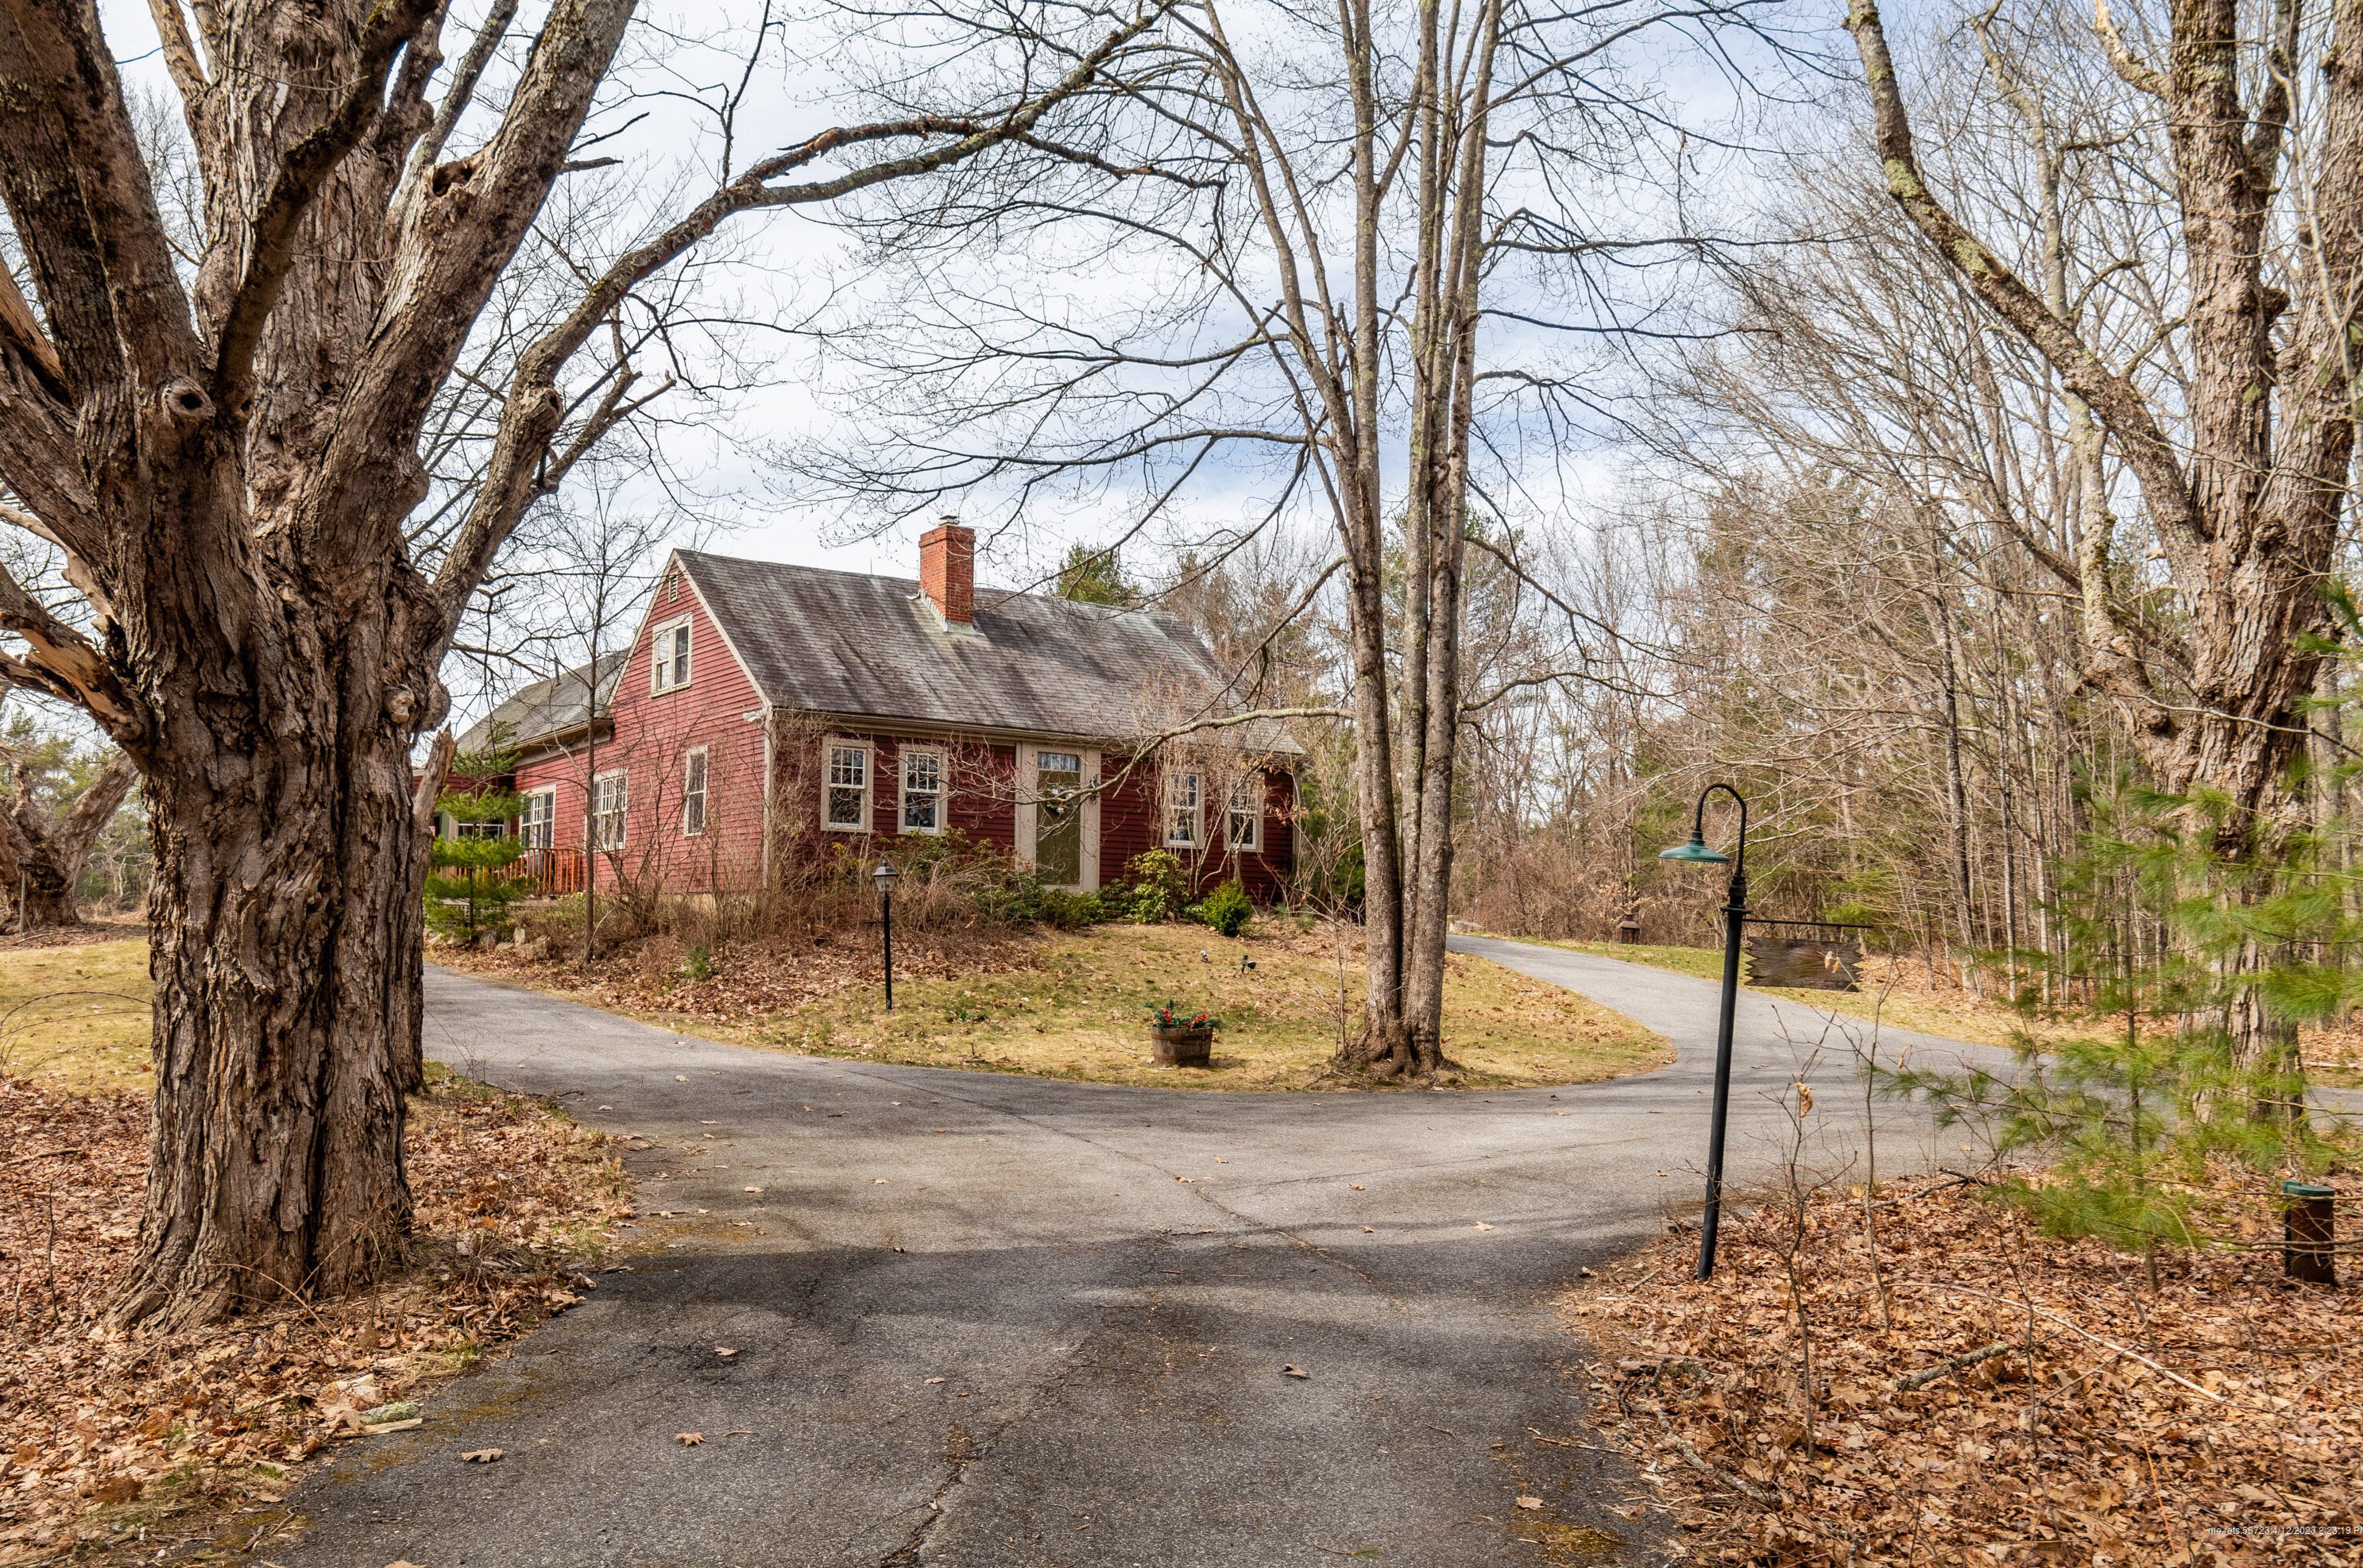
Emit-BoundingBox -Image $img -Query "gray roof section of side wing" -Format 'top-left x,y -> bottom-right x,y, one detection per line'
454,650 -> 628,755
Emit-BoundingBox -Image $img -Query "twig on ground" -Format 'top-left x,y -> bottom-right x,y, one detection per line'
1896,1338 -> 2014,1392
1893,1280 -> 2224,1400
1661,1431 -> 1785,1508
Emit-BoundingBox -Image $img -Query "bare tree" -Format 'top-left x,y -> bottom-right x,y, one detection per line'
0,700 -> 137,929
0,0 -> 1159,1324
795,0 -> 1763,1075
1847,0 -> 2363,841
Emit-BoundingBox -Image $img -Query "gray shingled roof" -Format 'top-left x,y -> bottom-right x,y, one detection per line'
677,550 -> 1299,752
455,651 -> 626,755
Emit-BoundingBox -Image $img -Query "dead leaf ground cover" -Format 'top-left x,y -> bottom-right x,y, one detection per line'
1565,1172 -> 2359,1565
453,920 -> 1672,1091
440,913 -> 1033,1030
0,1065 -> 633,1565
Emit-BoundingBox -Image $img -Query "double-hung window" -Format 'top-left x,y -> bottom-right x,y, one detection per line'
591,770 -> 628,852
520,789 -> 555,849
1164,770 -> 1201,848
683,748 -> 709,837
825,742 -> 871,831
900,747 -> 945,834
651,617 -> 692,693
1226,778 -> 1262,852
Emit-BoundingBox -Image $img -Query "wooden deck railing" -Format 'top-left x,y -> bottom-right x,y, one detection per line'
505,846 -> 588,896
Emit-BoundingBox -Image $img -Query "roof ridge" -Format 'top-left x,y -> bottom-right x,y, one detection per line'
675,546 -> 1180,624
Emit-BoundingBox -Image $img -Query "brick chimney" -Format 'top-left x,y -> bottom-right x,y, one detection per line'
919,517 -> 975,627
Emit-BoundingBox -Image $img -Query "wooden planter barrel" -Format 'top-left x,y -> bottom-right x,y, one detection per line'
1150,1025 -> 1215,1067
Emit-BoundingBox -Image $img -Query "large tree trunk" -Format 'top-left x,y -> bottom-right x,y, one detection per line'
0,0 -> 1147,1327
1848,0 -> 2363,1072
114,573 -> 443,1324
119,724 -> 429,1325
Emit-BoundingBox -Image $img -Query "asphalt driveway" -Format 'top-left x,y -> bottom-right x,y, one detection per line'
273,938 -> 2005,1567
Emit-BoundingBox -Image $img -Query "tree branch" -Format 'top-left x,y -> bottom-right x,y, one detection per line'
0,0 -> 201,396
0,559 -> 137,735
51,748 -> 139,871
2090,0 -> 2164,95
210,0 -> 443,411
421,6 -> 1165,649
389,0 -> 523,244
1847,0 -> 2203,554
143,0 -> 211,103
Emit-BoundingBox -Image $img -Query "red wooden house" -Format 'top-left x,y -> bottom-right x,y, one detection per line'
451,523 -> 1300,899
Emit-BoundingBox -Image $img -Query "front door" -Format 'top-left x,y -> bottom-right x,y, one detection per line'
1020,746 -> 1099,889
1035,751 -> 1084,886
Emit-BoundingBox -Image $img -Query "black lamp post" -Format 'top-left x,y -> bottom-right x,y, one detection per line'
872,861 -> 900,1010
1658,783 -> 1749,1280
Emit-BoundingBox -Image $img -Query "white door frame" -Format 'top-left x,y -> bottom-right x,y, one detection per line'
1017,743 -> 1100,891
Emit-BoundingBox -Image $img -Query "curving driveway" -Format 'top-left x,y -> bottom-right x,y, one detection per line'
273,938 -> 2007,1568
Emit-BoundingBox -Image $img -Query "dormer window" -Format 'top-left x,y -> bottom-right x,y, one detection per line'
652,616 -> 691,693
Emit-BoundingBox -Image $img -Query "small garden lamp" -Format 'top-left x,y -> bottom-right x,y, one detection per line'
1658,783 -> 1749,1280
872,861 -> 900,1010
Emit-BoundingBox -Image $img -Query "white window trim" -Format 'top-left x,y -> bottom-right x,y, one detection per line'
650,616 -> 693,693
591,769 -> 628,852
822,737 -> 873,832
1164,769 -> 1202,849
1226,777 -> 1262,853
899,744 -> 946,836
521,786 -> 556,849
682,747 -> 709,838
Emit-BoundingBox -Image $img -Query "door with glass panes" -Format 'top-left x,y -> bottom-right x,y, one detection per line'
1021,746 -> 1099,889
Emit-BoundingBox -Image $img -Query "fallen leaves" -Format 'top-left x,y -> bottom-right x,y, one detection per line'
459,1449 -> 503,1464
1514,1496 -> 1545,1511
0,1069 -> 633,1563
1565,1169 -> 2361,1566
1473,1221 -> 1495,1231
1282,1365 -> 1310,1379
675,1432 -> 704,1446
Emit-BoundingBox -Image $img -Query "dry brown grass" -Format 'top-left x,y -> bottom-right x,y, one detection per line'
0,933 -> 151,1099
465,917 -> 1672,1091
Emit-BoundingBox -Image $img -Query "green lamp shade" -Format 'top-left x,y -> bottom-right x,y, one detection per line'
1659,836 -> 1731,865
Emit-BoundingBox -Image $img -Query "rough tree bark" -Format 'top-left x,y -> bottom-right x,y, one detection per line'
0,746 -> 136,927
1847,0 -> 2363,829
0,0 -> 1151,1324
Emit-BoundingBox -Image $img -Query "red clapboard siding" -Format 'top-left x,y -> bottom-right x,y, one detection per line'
772,732 -> 1021,868
1100,755 -> 1158,882
458,557 -> 1304,904
586,569 -> 768,892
